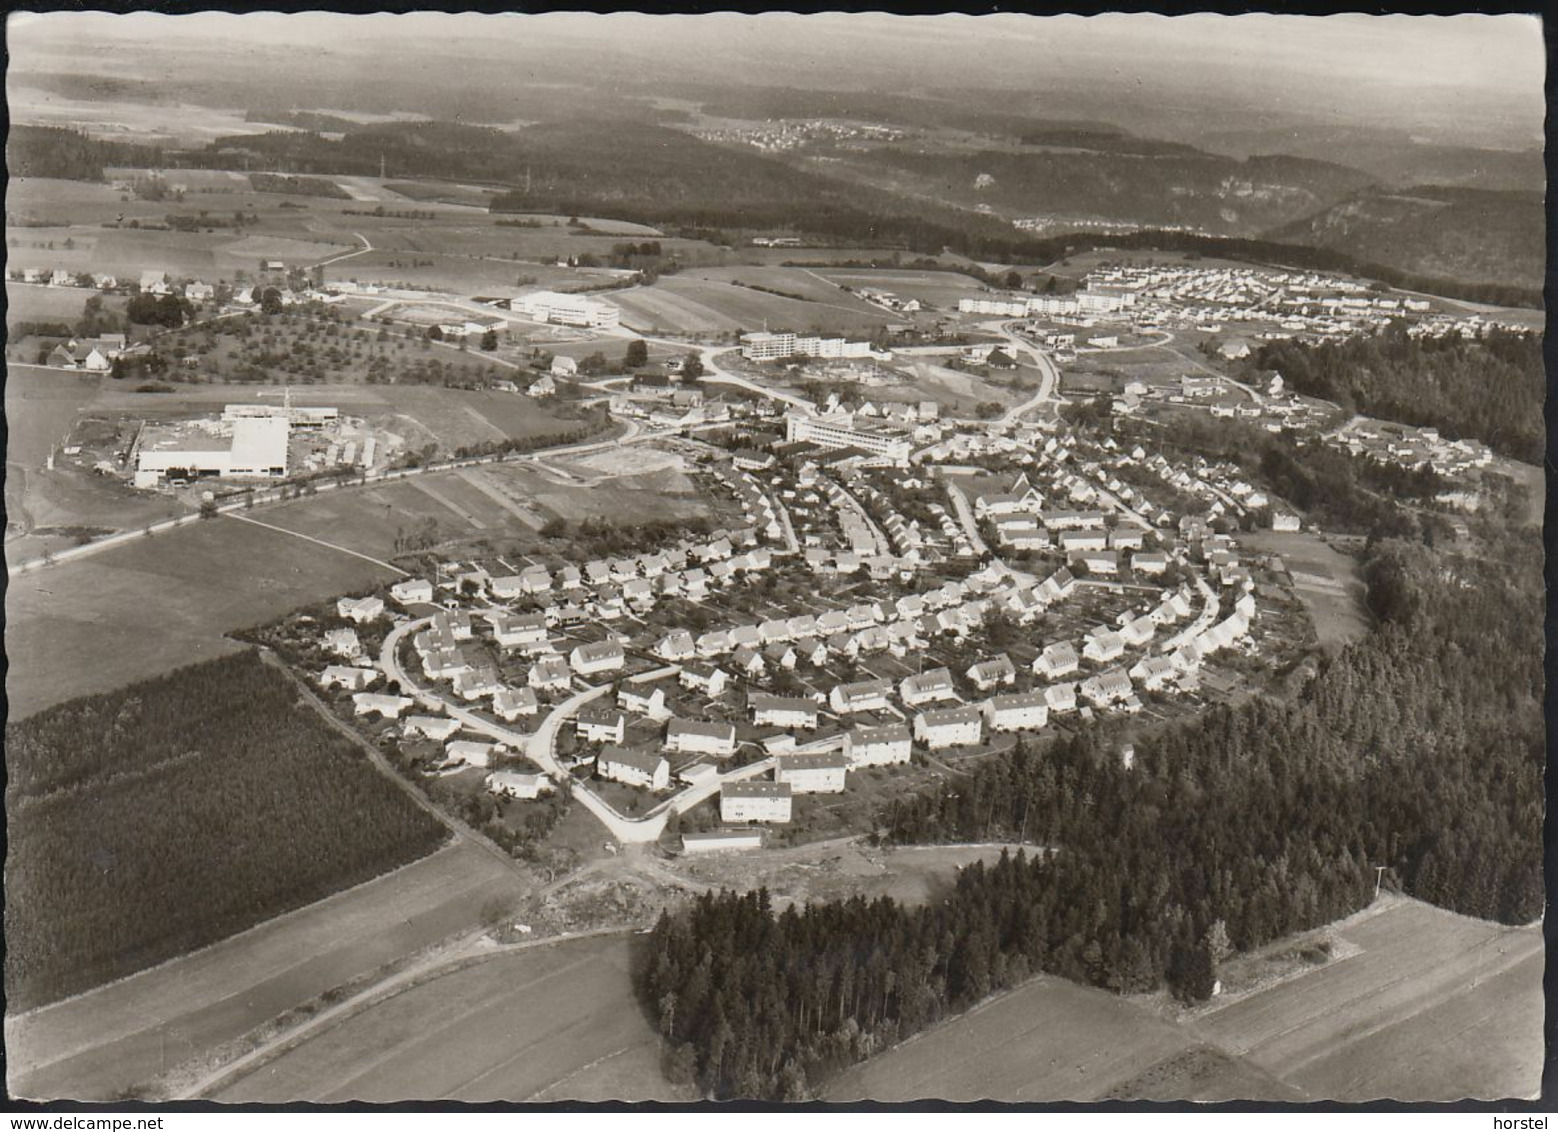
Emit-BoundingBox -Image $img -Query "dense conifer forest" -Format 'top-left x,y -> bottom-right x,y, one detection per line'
5,651 -> 449,1010
639,530 -> 1542,1099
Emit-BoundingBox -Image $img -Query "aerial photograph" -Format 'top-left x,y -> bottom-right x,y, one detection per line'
2,9 -> 1546,1111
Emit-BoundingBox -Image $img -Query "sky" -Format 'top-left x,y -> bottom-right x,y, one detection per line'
8,10 -> 1545,144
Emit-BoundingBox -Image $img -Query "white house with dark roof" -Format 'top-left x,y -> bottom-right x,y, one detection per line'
748,693 -> 819,730
665,718 -> 738,759
1034,641 -> 1080,679
829,678 -> 893,715
983,691 -> 1049,732
845,723 -> 912,767
720,781 -> 792,823
529,656 -> 572,691
598,746 -> 669,790
913,705 -> 983,750
967,654 -> 1017,691
576,706 -> 627,744
900,667 -> 958,708
570,639 -> 625,676
493,686 -> 540,721
774,750 -> 848,794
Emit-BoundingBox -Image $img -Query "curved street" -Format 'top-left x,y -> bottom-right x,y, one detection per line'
377,619 -> 774,844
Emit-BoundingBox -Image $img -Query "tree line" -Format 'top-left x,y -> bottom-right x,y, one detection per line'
639,527 -> 1541,1099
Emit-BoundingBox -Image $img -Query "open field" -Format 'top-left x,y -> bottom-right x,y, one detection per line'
679,265 -> 892,309
9,89 -> 287,146
211,933 -> 686,1103
814,267 -> 991,308
1241,529 -> 1369,649
826,898 -> 1541,1102
5,281 -> 104,326
827,972 -> 1262,1103
7,840 -> 524,1102
1191,899 -> 1543,1101
614,275 -> 901,335
4,515 -> 397,720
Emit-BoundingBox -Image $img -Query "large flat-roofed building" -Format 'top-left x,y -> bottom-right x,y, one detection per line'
784,411 -> 911,465
512,289 -> 620,328
740,332 -> 876,362
133,416 -> 289,487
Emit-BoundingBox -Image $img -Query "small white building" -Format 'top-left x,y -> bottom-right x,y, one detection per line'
576,706 -> 628,744
391,578 -> 435,605
486,770 -> 552,799
829,678 -> 894,715
404,714 -> 463,741
319,665 -> 378,691
899,667 -> 959,708
445,739 -> 500,768
682,829 -> 764,855
353,693 -> 413,719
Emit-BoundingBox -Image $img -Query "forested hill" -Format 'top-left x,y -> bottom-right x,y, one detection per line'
813,145 -> 1374,237
7,125 -> 164,181
1269,184 -> 1545,292
640,529 -> 1542,1099
1251,327 -> 1544,465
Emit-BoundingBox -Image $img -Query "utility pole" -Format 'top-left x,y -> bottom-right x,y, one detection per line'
380,152 -> 387,181
1374,865 -> 1386,901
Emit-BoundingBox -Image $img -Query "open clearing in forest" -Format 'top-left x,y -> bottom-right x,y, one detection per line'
210,933 -> 686,1103
1241,529 -> 1369,649
814,267 -> 991,309
4,516 -> 396,720
827,899 -> 1541,1102
6,841 -> 523,1102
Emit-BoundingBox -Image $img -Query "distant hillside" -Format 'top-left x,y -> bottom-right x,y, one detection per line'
1269,185 -> 1544,292
807,144 -> 1375,237
6,125 -> 165,181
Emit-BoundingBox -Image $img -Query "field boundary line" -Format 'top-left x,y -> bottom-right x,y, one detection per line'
224,512 -> 410,576
2,837 -> 470,1040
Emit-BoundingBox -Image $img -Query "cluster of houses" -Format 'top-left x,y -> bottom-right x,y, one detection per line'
1326,418 -> 1493,479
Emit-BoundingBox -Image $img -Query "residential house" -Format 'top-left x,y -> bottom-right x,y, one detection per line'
323,628 -> 363,658
900,667 -> 959,708
1083,630 -> 1126,664
845,723 -> 912,767
1034,641 -> 1080,679
319,665 -> 378,691
528,656 -> 573,691
665,718 -> 738,759
403,715 -> 463,741
1081,669 -> 1134,707
486,771 -> 552,799
576,706 -> 628,744
749,693 -> 819,730
445,740 -> 499,768
619,683 -> 668,716
353,693 -> 413,719
391,578 -> 435,605
1043,683 -> 1079,714
336,595 -> 385,623
967,654 -> 1017,691
679,664 -> 729,697
829,678 -> 893,714
913,706 -> 983,750
492,687 -> 540,722
720,781 -> 792,823
598,746 -> 670,790
774,751 -> 849,794
570,639 -> 626,676
983,691 -> 1049,732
